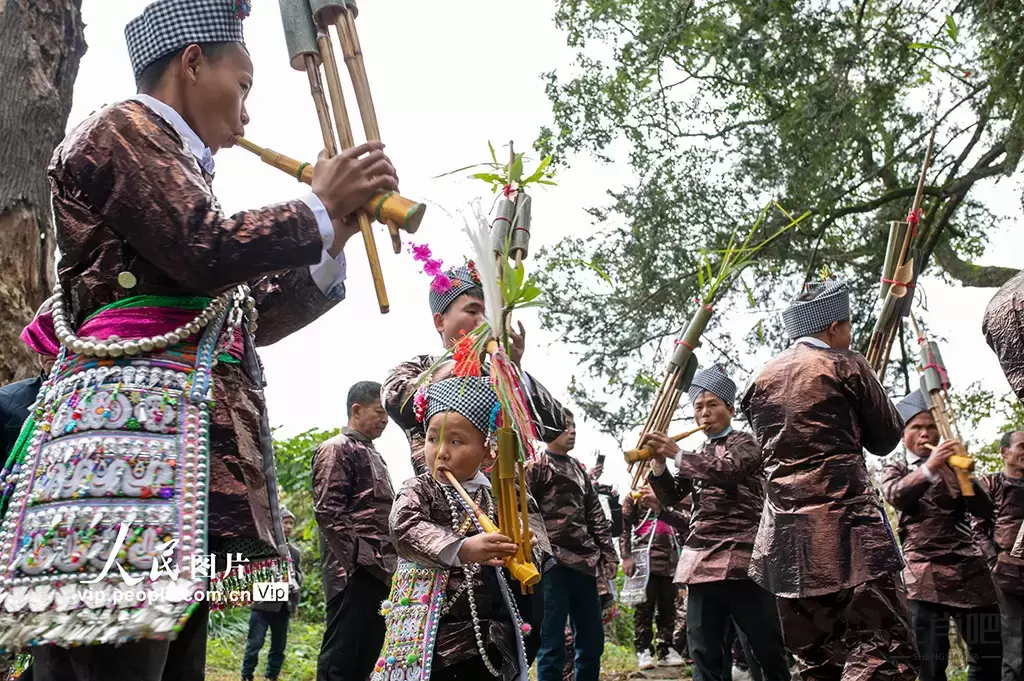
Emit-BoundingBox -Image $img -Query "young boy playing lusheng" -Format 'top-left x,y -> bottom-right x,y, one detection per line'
378,377 -> 548,681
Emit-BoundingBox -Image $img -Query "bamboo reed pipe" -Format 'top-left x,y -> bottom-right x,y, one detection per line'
625,425 -> 706,465
441,469 -> 541,587
304,54 -> 338,156
313,27 -> 388,314
233,138 -> 424,233
333,10 -> 402,253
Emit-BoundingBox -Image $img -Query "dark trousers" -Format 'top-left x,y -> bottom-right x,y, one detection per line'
688,579 -> 791,681
725,618 -> 764,681
317,569 -> 390,681
537,565 -> 604,681
31,600 -> 208,681
634,573 -> 677,657
996,586 -> 1024,681
776,572 -> 918,681
242,607 -> 291,679
908,599 -> 1002,681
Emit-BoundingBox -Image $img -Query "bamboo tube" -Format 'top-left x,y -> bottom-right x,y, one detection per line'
910,313 -> 974,497
232,138 -> 425,233
313,27 -> 388,314
441,469 -> 541,587
333,8 -> 403,253
305,55 -> 338,156
624,425 -> 706,464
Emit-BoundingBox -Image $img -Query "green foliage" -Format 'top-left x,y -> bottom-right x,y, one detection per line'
437,141 -> 557,194
206,609 -> 324,681
535,0 -> 1024,436
272,426 -> 340,614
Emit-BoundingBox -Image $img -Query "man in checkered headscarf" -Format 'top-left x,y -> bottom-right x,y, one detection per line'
382,262 -> 566,475
880,392 -> 1000,681
738,276 -> 917,681
6,0 -> 401,677
642,365 -> 791,681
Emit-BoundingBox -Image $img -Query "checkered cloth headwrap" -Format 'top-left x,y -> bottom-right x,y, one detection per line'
782,278 -> 851,340
428,264 -> 482,316
125,0 -> 247,79
688,365 -> 737,405
424,377 -> 498,434
896,389 -> 929,424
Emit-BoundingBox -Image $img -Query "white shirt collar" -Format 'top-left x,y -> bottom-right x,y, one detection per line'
130,94 -> 216,175
795,336 -> 831,349
459,470 -> 492,494
907,451 -> 926,465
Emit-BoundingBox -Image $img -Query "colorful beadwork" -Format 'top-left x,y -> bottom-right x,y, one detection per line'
372,560 -> 448,681
0,292 -> 246,649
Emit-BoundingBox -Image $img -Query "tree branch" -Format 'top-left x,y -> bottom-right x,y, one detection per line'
932,240 -> 1017,288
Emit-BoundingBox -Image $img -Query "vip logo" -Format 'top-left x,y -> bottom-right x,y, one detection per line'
253,582 -> 288,602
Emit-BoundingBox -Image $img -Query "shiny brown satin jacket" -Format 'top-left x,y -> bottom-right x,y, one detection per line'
383,355 -> 566,475
881,457 -> 996,608
983,270 -> 1024,400
312,428 -> 397,602
649,430 -> 767,584
526,451 -> 618,577
740,342 -> 905,598
619,491 -> 689,578
49,101 -> 338,555
974,472 -> 1024,596
390,474 -> 548,673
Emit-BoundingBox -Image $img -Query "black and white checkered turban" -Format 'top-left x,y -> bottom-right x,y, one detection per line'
424,377 -> 498,435
428,264 -> 482,316
782,278 -> 851,340
125,0 -> 248,79
688,365 -> 736,405
896,389 -> 928,424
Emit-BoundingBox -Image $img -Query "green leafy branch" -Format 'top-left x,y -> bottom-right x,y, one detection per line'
436,141 -> 557,194
695,202 -> 811,306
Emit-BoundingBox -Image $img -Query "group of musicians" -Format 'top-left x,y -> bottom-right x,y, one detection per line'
0,2 -> 1023,681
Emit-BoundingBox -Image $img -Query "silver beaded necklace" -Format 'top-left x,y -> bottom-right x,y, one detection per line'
48,282 -> 256,358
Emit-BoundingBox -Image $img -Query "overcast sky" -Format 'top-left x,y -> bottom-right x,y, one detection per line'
69,1 -> 1024,494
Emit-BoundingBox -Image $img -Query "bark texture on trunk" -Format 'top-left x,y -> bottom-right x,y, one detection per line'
0,0 -> 85,383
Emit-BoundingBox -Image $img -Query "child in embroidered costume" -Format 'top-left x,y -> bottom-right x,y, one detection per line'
378,376 -> 547,681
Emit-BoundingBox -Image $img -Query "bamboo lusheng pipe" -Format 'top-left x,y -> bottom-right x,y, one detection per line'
441,468 -> 541,588
624,425 -> 706,465
311,26 -> 389,314
329,7 -> 403,254
866,127 -> 936,376
909,313 -> 974,497
233,138 -> 426,234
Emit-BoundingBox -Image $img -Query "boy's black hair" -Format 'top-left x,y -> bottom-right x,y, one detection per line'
136,42 -> 236,93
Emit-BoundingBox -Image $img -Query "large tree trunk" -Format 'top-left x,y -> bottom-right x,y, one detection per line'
0,0 -> 85,383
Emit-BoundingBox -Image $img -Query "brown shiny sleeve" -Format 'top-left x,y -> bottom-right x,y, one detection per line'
584,476 -> 618,571
675,432 -> 763,485
64,102 -> 323,291
648,466 -> 692,507
251,267 -> 343,346
390,477 -> 462,568
972,474 -> 999,567
658,502 -> 691,533
311,441 -> 355,573
880,460 -> 931,510
383,356 -> 437,432
965,475 -> 996,520
619,494 -> 636,556
848,354 -> 905,456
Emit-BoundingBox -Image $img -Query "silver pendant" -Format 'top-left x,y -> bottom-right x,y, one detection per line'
117,271 -> 138,289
